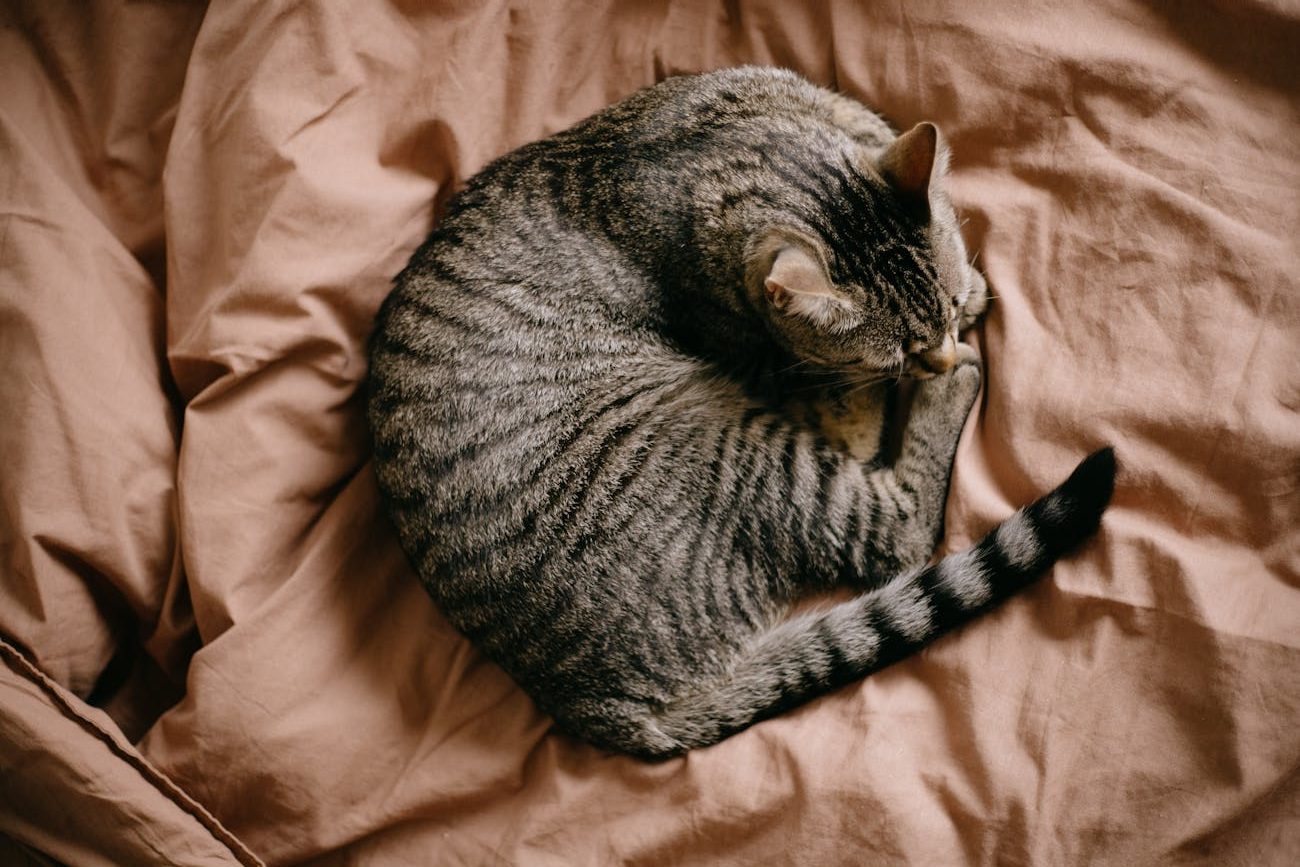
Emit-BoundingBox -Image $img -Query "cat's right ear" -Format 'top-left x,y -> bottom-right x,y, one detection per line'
877,122 -> 940,213
763,245 -> 856,332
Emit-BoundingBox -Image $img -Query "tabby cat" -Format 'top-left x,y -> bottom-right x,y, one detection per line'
368,67 -> 1115,760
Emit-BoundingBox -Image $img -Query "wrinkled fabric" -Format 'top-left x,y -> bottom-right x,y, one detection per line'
0,643 -> 260,865
0,0 -> 202,726
1,1 -> 1297,864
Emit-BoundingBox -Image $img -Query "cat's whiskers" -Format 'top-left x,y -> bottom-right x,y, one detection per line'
837,369 -> 904,398
785,374 -> 857,395
892,359 -> 907,386
842,380 -> 887,399
773,357 -> 816,376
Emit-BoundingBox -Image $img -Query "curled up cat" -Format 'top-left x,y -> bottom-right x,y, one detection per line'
367,67 -> 1116,760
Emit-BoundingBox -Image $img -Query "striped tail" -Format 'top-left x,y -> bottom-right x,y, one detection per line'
641,447 -> 1117,758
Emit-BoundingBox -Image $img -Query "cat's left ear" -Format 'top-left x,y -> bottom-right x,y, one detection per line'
877,122 -> 947,214
763,244 -> 857,332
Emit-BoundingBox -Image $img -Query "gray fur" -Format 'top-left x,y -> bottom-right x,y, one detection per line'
995,511 -> 1046,569
934,549 -> 993,608
368,68 -> 1116,759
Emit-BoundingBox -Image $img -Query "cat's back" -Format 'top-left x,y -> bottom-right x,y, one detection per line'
365,86 -> 695,578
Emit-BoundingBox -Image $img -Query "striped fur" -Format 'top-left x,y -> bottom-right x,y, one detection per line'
368,68 -> 1116,759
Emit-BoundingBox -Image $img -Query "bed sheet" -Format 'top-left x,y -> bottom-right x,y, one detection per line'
1,1 -> 1297,864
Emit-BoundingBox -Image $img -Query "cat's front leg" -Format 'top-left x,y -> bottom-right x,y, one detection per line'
887,344 -> 982,570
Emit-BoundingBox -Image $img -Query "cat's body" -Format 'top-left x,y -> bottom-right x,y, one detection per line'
368,68 -> 1115,759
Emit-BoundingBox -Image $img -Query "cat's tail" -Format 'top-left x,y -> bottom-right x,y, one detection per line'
637,447 -> 1117,759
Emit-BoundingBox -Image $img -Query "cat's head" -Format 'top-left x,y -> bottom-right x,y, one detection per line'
745,122 -> 987,379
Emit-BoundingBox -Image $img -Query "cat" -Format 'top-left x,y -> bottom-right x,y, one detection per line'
367,67 -> 1115,760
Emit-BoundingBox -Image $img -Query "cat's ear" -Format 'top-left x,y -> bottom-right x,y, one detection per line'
764,245 -> 856,331
877,122 -> 941,211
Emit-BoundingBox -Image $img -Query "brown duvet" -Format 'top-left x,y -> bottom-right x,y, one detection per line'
1,1 -> 1297,864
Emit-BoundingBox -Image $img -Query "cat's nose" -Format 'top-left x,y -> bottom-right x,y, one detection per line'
909,335 -> 956,375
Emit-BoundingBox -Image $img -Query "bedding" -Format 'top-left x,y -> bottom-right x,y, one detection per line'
1,0 -> 1297,863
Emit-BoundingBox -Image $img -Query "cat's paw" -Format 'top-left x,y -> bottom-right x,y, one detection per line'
954,341 -> 980,369
958,268 -> 989,333
914,347 -> 982,420
949,353 -> 983,414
